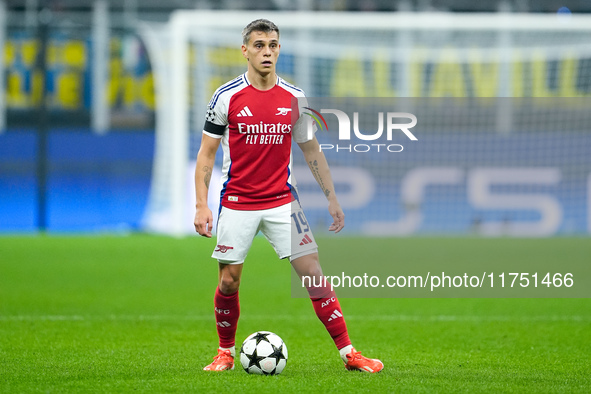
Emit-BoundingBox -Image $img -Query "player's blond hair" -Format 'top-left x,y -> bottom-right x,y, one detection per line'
242,19 -> 280,45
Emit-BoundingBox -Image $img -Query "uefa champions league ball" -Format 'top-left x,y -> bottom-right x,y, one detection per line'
240,331 -> 288,375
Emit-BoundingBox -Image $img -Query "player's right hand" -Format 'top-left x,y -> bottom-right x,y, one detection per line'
194,207 -> 213,238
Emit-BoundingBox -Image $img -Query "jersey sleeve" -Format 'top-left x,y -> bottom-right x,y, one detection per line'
203,95 -> 229,139
291,93 -> 317,144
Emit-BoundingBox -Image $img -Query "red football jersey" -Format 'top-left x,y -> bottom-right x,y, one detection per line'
203,73 -> 311,210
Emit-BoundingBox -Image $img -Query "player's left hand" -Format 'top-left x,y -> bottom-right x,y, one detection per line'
328,200 -> 345,233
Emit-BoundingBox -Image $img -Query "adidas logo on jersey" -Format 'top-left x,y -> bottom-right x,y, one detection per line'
237,106 -> 253,117
299,234 -> 313,246
327,309 -> 343,322
216,321 -> 231,327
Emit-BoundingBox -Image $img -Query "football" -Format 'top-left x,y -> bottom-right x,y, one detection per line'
239,331 -> 288,375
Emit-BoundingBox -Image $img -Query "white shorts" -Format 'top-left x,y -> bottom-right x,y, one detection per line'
212,200 -> 318,264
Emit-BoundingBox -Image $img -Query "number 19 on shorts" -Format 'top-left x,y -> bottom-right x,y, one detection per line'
291,212 -> 310,234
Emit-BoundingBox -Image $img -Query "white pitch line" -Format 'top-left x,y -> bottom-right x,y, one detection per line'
0,314 -> 589,322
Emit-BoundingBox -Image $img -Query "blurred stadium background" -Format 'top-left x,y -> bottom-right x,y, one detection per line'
2,4 -> 590,391
1,0 -> 590,236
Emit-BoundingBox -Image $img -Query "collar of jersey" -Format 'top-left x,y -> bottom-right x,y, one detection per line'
243,72 -> 280,90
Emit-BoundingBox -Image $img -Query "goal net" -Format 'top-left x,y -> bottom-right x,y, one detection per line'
138,11 -> 591,237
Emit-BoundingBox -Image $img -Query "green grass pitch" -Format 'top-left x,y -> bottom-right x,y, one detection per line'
1,235 -> 590,392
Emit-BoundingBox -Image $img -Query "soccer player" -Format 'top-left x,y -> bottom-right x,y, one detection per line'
194,19 -> 383,373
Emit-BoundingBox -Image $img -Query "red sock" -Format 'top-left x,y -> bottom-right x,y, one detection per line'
309,287 -> 351,350
214,287 -> 240,349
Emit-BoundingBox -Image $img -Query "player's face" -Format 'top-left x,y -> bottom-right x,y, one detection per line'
242,31 -> 280,75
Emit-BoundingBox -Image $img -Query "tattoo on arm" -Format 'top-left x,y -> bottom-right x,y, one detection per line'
202,166 -> 212,188
308,159 -> 331,198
